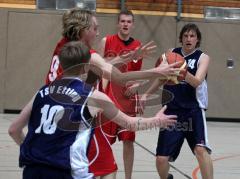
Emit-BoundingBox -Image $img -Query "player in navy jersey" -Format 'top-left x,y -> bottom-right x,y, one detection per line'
8,41 -> 178,179
141,23 -> 213,179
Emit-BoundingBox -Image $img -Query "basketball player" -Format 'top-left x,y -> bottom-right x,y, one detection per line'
45,9 -> 177,86
44,8 -> 180,179
141,23 -> 213,179
8,41 -> 177,179
97,9 -> 143,179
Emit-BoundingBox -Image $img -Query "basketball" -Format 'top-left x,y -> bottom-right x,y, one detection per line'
156,52 -> 187,85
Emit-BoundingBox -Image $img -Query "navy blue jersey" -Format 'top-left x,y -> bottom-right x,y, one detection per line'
20,77 -> 94,178
163,47 -> 208,109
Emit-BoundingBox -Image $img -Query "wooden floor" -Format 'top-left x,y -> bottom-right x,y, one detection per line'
1,113 -> 240,179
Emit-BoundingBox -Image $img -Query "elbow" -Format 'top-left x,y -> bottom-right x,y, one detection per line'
8,126 -> 15,137
192,80 -> 201,88
185,72 -> 202,88
8,125 -> 19,138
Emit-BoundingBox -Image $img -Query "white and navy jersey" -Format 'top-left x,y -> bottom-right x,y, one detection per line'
19,77 -> 95,179
163,47 -> 208,109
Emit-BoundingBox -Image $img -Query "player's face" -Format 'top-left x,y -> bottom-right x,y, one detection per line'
181,30 -> 199,54
83,16 -> 99,48
118,14 -> 134,38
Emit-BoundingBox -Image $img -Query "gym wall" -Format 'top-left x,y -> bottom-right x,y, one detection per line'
0,8 -> 239,119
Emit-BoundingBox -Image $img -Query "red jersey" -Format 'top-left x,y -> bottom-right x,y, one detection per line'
45,38 -> 117,176
45,38 -> 96,85
104,34 -> 142,114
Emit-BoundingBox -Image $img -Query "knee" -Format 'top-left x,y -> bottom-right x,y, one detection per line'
156,156 -> 169,166
194,146 -> 208,158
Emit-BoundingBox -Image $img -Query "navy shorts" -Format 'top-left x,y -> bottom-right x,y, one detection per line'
23,164 -> 73,179
156,108 -> 211,162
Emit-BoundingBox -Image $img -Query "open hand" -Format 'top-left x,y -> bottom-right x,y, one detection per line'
155,105 -> 177,128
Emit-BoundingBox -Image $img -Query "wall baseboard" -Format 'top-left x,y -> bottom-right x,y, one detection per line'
207,117 -> 240,123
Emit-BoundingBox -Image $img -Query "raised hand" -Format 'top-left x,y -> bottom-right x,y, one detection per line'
131,41 -> 157,62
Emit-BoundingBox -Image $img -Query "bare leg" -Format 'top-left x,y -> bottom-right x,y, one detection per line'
123,140 -> 134,179
156,156 -> 170,179
96,172 -> 117,179
194,146 -> 213,179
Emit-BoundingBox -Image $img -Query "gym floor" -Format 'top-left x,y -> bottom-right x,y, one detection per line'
1,113 -> 240,179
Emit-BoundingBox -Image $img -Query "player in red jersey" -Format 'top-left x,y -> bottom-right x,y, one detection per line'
97,9 -> 144,179
45,8 -> 180,179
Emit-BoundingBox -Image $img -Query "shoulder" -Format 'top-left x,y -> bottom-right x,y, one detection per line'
197,52 -> 210,69
199,52 -> 210,61
105,34 -> 117,41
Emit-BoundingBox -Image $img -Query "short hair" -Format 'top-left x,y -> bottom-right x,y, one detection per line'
62,8 -> 95,41
59,41 -> 91,71
117,9 -> 134,22
179,23 -> 202,48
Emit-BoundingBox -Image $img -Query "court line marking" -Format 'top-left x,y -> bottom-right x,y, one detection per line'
134,141 -> 192,179
192,154 -> 240,179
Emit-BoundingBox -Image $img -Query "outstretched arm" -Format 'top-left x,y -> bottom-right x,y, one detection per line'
90,52 -> 179,86
87,90 -> 177,131
8,96 -> 34,145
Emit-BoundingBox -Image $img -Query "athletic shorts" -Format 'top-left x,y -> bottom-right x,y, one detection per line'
100,113 -> 136,144
23,164 -> 73,179
156,108 -> 212,162
88,127 -> 118,176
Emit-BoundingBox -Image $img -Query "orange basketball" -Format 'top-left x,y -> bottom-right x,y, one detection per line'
156,52 -> 187,85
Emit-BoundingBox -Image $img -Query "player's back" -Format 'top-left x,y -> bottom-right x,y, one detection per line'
20,77 -> 94,177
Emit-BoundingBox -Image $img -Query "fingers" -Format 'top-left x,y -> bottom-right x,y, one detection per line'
159,114 -> 177,128
144,44 -> 157,51
160,105 -> 167,113
166,115 -> 177,119
140,41 -> 157,57
161,119 -> 177,128
122,52 -> 133,59
169,68 -> 181,76
137,105 -> 144,115
145,48 -> 156,55
168,61 -> 181,68
124,86 -> 135,97
124,89 -> 132,97
142,40 -> 155,49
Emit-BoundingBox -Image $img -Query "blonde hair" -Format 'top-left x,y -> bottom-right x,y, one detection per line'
62,8 -> 95,41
